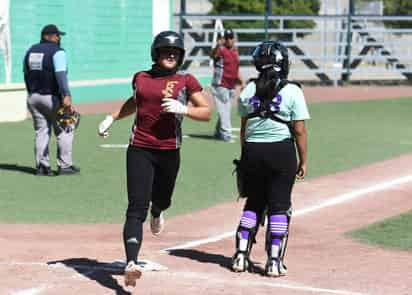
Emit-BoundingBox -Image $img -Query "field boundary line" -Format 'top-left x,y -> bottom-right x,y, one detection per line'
162,174 -> 412,251
169,270 -> 367,295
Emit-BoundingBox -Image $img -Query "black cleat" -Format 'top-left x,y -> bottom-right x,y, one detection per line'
57,165 -> 80,175
36,164 -> 54,176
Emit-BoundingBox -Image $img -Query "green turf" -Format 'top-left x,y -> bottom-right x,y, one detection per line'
348,210 -> 412,251
0,97 -> 412,223
307,97 -> 412,177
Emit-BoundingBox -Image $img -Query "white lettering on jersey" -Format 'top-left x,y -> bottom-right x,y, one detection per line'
28,53 -> 44,70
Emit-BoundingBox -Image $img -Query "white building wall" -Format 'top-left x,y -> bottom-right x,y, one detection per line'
153,0 -> 171,36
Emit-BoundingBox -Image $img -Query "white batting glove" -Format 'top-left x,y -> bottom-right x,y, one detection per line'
161,98 -> 188,115
98,115 -> 114,138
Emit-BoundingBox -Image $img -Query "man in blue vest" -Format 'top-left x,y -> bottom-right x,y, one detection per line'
24,24 -> 80,176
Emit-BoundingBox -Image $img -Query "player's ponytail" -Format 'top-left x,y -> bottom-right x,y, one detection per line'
255,68 -> 280,104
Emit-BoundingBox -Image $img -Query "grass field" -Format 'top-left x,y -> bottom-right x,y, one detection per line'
1,97 -> 412,228
349,209 -> 412,250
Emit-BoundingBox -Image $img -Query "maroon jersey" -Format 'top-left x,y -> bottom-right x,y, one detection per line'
212,46 -> 240,89
129,71 -> 202,150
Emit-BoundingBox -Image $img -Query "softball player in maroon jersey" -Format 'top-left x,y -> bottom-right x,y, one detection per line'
98,31 -> 210,287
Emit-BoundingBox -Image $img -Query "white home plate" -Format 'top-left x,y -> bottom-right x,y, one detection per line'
112,260 -> 168,271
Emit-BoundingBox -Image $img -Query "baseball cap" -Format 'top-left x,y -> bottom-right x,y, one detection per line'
41,24 -> 66,36
223,28 -> 234,39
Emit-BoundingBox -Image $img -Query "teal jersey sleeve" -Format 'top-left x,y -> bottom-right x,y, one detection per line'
53,50 -> 67,72
238,82 -> 256,117
287,84 -> 310,121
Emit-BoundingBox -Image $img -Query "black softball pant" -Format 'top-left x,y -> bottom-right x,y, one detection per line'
126,145 -> 180,219
241,140 -> 297,219
123,145 -> 180,262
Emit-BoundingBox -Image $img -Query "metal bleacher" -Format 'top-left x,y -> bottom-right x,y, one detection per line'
174,1 -> 412,84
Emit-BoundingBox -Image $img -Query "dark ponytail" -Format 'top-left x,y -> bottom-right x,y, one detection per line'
255,68 -> 280,104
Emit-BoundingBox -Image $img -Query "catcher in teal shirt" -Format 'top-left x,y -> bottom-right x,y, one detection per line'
231,41 -> 310,278
238,80 -> 310,142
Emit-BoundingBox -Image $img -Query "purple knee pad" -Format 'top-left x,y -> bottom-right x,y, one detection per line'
240,210 -> 257,239
237,210 -> 257,252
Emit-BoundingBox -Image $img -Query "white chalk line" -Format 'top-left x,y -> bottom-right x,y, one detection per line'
7,260 -> 167,295
172,271 -> 366,295
2,259 -> 167,272
12,286 -> 48,295
162,174 -> 412,252
99,130 -> 240,149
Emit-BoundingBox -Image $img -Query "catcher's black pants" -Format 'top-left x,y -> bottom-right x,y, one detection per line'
241,140 -> 297,218
123,145 -> 180,262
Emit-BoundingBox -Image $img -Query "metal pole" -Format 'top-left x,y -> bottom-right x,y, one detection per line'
179,0 -> 186,36
264,0 -> 271,40
342,0 -> 354,82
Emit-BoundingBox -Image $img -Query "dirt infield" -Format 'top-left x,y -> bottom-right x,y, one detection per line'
1,87 -> 412,294
1,153 -> 412,295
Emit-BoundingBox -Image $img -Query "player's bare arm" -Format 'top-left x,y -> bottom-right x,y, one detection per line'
293,120 -> 307,179
186,91 -> 211,121
98,96 -> 136,137
112,96 -> 136,120
210,37 -> 224,59
240,117 -> 247,147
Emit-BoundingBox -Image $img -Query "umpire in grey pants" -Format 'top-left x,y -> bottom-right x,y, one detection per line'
23,24 -> 79,176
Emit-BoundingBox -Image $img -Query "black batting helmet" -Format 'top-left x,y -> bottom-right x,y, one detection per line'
252,41 -> 289,79
151,31 -> 185,66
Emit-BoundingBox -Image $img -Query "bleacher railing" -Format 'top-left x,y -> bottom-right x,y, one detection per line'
175,14 -> 412,84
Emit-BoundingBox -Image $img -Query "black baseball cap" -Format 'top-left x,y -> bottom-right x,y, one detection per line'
41,24 -> 66,36
223,28 -> 234,39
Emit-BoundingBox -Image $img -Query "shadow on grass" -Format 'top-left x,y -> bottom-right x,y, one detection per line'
0,163 -> 37,175
185,134 -> 235,143
48,258 -> 131,295
185,134 -> 218,141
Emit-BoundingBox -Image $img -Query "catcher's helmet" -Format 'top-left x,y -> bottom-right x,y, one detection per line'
252,41 -> 289,79
151,31 -> 185,66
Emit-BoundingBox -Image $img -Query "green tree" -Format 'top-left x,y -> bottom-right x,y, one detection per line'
383,0 -> 412,29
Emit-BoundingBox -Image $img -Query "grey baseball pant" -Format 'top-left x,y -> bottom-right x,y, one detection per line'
27,93 -> 74,169
212,85 -> 235,141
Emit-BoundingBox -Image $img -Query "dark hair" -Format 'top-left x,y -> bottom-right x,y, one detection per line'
254,69 -> 280,106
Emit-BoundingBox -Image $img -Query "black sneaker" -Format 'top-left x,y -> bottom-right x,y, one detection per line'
36,164 -> 54,176
57,165 -> 80,175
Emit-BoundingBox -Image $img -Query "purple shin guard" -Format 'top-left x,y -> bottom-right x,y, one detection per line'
238,210 -> 257,252
269,214 -> 288,258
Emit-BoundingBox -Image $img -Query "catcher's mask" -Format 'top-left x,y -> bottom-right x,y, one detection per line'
56,107 -> 80,132
151,31 -> 185,67
252,41 -> 289,79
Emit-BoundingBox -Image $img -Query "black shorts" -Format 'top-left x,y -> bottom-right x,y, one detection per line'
126,145 -> 180,220
241,140 -> 297,216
